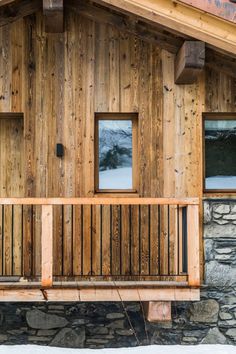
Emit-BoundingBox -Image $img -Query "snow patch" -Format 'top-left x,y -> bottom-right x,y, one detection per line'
1,345 -> 236,354
206,176 -> 236,189
99,167 -> 132,189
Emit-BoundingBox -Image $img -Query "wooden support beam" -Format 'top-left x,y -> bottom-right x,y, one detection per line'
41,205 -> 53,288
94,0 -> 236,55
143,301 -> 172,322
0,287 -> 200,302
175,41 -> 205,84
187,205 -> 200,287
43,0 -> 64,33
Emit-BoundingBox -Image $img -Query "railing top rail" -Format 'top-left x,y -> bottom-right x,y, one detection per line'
0,197 -> 199,205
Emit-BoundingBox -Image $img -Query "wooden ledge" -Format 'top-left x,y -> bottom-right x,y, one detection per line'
0,287 -> 200,302
0,280 -> 192,289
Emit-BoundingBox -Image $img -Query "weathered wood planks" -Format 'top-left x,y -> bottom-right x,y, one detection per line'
1,7 -> 234,286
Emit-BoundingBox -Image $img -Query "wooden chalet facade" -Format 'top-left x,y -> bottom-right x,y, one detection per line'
0,0 -> 235,319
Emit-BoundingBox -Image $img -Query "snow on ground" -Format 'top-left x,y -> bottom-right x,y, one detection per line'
0,346 -> 236,354
206,176 -> 236,189
99,167 -> 132,189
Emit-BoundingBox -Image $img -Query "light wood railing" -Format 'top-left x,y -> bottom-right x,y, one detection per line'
0,198 -> 200,288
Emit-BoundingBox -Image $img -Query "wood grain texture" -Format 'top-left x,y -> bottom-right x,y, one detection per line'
41,205 -> 53,287
175,41 -> 205,84
1,7 -> 233,286
43,0 -> 64,33
0,287 -> 200,302
93,0 -> 236,55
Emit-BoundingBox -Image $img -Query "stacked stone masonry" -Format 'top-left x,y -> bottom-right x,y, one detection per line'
0,200 -> 236,347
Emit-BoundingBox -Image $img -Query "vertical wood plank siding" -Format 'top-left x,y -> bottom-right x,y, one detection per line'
0,11 -> 165,277
0,8 -> 233,281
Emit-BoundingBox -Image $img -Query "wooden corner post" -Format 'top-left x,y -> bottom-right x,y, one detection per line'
187,204 -> 200,287
41,205 -> 53,288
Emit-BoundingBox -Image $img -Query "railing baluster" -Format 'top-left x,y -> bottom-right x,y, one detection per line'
100,205 -> 103,276
148,204 -> 151,276
187,205 -> 200,286
110,205 -> 112,276
158,205 -> 160,276
182,207 -> 188,273
129,205 -> 132,276
138,205 -> 141,276
167,205 -> 170,276
120,205 -> 122,276
81,204 -> 83,276
41,205 -> 53,288
1,205 -> 3,275
177,205 -> 180,276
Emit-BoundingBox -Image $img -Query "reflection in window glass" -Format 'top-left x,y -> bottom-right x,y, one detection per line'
99,120 -> 132,190
205,119 -> 236,190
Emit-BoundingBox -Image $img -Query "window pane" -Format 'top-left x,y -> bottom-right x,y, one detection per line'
99,120 -> 132,189
205,119 -> 236,190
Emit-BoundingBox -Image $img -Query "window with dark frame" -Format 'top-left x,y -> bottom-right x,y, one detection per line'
203,114 -> 236,192
95,113 -> 138,193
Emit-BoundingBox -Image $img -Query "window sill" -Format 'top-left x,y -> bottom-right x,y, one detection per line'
203,191 -> 236,198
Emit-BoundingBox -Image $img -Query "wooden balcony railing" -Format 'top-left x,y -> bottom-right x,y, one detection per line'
0,198 -> 200,288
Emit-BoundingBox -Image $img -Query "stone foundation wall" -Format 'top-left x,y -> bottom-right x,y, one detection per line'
0,200 -> 236,347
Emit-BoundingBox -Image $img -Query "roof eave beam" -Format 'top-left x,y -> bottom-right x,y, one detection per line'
94,0 -> 236,55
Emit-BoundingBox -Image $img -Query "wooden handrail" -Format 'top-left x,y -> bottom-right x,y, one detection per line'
0,197 -> 199,205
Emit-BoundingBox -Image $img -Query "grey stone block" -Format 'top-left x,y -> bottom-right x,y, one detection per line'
226,328 -> 236,340
0,334 -> 7,342
190,299 -> 219,323
216,248 -> 232,254
218,319 -> 236,327
108,320 -> 125,329
219,312 -> 233,320
116,329 -> 134,336
204,223 -> 236,239
205,261 -> 236,287
26,309 -> 68,329
37,329 -> 58,336
204,239 -> 214,261
213,213 -> 222,220
50,328 -> 85,348
106,313 -> 125,319
28,336 -> 51,342
204,203 -> 212,224
201,328 -> 227,344
223,214 -> 236,221
214,220 -> 229,225
215,254 -> 231,261
182,336 -> 198,343
213,204 -> 230,214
